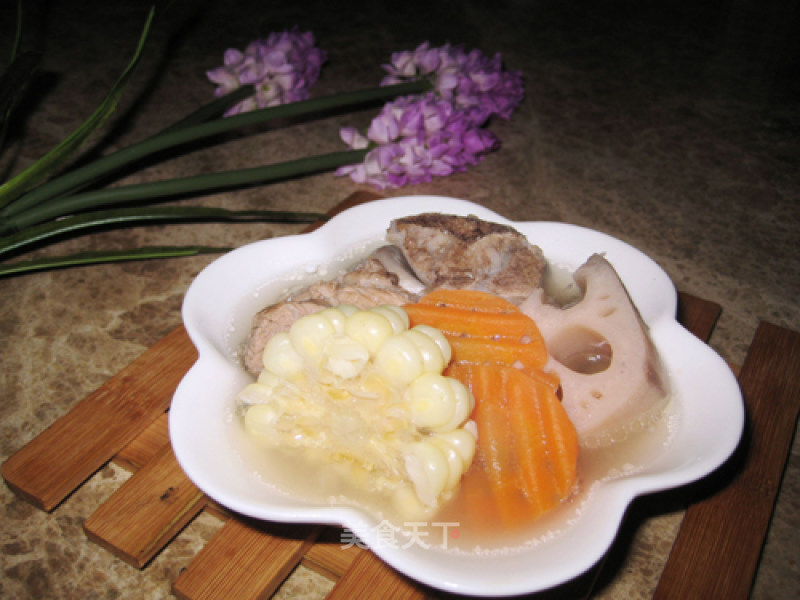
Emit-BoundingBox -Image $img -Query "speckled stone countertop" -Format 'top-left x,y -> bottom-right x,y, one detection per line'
1,0 -> 798,598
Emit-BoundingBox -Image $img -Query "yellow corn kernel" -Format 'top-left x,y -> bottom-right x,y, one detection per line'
243,403 -> 280,437
404,439 -> 450,507
410,323 -> 452,366
289,312 -> 337,363
428,435 -> 466,490
369,304 -> 409,333
345,310 -> 394,356
237,382 -> 274,406
404,328 -> 448,374
374,333 -> 424,387
262,332 -> 304,379
405,373 -> 457,431
322,335 -> 370,379
337,303 -> 360,316
256,370 -> 282,388
317,307 -> 349,334
436,378 -> 475,432
433,427 -> 477,471
392,485 -> 433,520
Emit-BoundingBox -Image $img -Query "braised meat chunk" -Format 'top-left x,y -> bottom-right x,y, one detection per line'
387,213 -> 546,303
243,212 -> 548,376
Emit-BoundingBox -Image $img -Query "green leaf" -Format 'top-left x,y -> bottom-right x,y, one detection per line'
1,148 -> 366,233
1,79 -> 425,220
0,204 -> 327,258
156,85 -> 256,134
0,245 -> 231,277
0,6 -> 156,210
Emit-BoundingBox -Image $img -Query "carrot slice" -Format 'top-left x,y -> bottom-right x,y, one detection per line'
465,364 -> 529,527
418,289 -> 520,313
404,289 -> 577,530
447,363 -> 578,529
505,367 -> 577,509
519,367 -> 562,395
447,335 -> 549,373
404,303 -> 540,341
405,289 -> 556,389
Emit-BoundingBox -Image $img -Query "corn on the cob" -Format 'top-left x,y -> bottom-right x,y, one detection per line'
237,304 -> 477,515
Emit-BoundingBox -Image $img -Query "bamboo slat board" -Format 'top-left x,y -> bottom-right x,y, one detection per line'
3,191 -> 799,599
653,321 -> 800,600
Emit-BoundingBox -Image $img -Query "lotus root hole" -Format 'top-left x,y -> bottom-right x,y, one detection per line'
549,326 -> 613,375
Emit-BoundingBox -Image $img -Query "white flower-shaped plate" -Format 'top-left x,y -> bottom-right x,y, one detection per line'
170,196 -> 743,597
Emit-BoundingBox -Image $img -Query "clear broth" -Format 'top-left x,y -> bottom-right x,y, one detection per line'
229,246 -> 678,554
232,396 -> 677,555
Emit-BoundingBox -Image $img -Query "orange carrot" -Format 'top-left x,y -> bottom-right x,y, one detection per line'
505,367 -> 577,511
461,364 -> 528,527
447,335 -> 548,373
404,289 -> 577,530
404,303 -> 540,341
405,288 -> 556,389
519,367 -> 562,395
447,363 -> 578,529
418,288 -> 520,313
538,376 -> 580,497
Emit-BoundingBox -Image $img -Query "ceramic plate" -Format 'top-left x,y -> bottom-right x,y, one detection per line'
170,196 -> 743,596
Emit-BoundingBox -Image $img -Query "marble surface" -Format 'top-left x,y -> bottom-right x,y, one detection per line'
1,0 -> 798,598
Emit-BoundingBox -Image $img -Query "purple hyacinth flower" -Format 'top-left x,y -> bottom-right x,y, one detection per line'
336,93 -> 500,190
207,29 -> 327,115
381,42 -> 524,126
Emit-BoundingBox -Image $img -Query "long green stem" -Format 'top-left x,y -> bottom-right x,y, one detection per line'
1,148 -> 368,234
0,7 -> 156,210
2,80 -> 427,218
0,205 -> 326,259
155,85 -> 255,133
0,246 -> 232,277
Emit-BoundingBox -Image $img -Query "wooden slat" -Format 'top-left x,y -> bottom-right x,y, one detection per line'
114,412 -> 170,471
677,291 -> 721,342
172,518 -> 320,600
302,527 -> 361,579
325,548 -> 428,600
653,321 -> 800,600
113,414 -> 236,523
83,442 -> 207,567
1,325 -> 197,511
